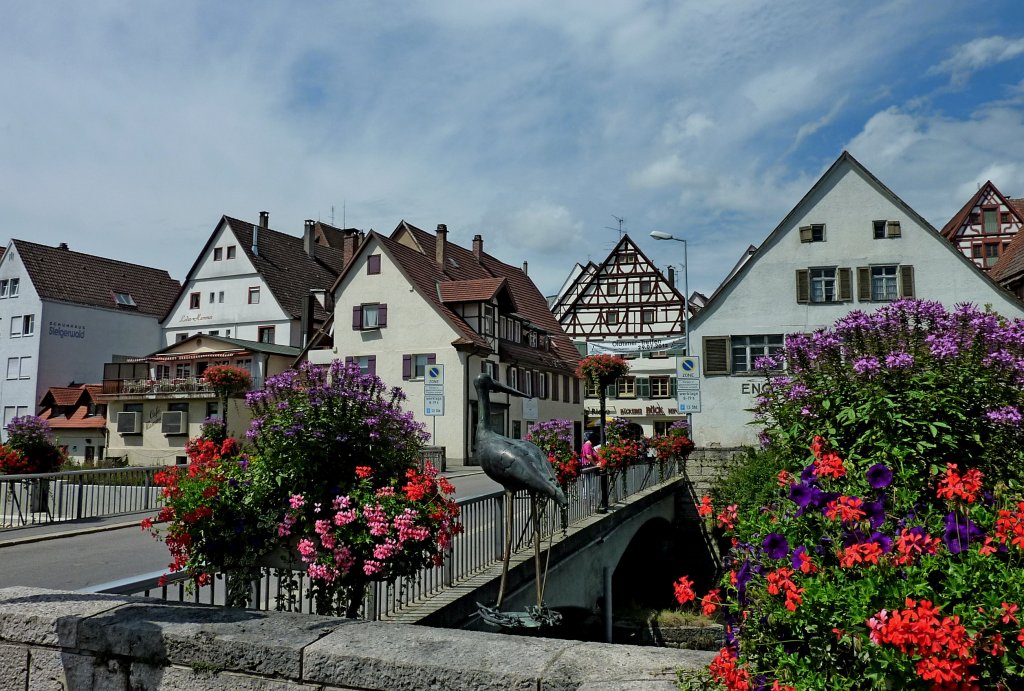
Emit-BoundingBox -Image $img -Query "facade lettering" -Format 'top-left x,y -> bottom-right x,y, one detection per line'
178,314 -> 214,323
47,321 -> 86,339
741,382 -> 766,396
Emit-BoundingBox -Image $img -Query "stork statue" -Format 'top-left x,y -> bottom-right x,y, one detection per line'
473,373 -> 566,627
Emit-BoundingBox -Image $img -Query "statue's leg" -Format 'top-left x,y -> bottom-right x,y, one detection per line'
532,494 -> 542,608
495,489 -> 514,608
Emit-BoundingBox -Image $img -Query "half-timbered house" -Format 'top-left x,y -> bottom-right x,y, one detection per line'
940,181 -> 1024,271
552,235 -> 689,437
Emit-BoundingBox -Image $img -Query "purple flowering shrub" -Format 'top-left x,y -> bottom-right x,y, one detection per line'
3,415 -> 64,473
756,299 -> 1024,486
526,419 -> 580,486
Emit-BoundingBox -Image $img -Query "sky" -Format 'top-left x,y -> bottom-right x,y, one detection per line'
3,1 -> 1024,299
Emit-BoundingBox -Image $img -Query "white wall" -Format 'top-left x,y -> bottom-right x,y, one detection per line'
690,160 -> 1024,448
0,246 -> 43,426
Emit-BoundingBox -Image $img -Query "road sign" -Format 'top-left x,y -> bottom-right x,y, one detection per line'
424,395 -> 445,416
426,365 -> 444,387
424,384 -> 444,395
677,356 -> 699,378
677,389 -> 701,413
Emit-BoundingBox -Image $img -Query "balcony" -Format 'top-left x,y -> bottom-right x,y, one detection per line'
101,377 -> 216,397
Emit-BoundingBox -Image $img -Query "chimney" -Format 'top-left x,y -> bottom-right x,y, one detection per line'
668,266 -> 675,287
252,224 -> 259,256
522,260 -> 528,275
304,219 -> 316,258
435,224 -> 447,266
58,243 -> 69,251
343,231 -> 359,266
472,234 -> 483,259
259,211 -> 269,229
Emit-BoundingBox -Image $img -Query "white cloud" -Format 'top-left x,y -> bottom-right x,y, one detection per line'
930,36 -> 1024,87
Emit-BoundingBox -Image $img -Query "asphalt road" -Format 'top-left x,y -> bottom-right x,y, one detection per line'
0,470 -> 502,592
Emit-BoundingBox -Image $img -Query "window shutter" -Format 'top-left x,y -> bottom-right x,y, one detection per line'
345,356 -> 354,366
533,371 -> 540,396
367,356 -> 376,376
838,268 -> 852,302
552,374 -> 560,401
402,355 -> 412,380
606,383 -> 616,399
670,377 -> 677,397
427,354 -> 436,365
886,221 -> 901,238
899,265 -> 915,298
367,254 -> 381,274
795,269 -> 810,304
573,379 -> 580,404
352,306 -> 362,330
857,267 -> 871,302
799,226 -> 813,243
637,377 -> 650,398
378,304 -> 388,328
703,336 -> 730,375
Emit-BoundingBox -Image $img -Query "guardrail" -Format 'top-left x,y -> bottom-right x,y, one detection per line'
89,458 -> 685,620
0,466 -> 165,528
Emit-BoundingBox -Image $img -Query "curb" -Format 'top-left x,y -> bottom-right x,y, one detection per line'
0,518 -> 147,549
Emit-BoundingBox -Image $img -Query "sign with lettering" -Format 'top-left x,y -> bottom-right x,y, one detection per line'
676,356 -> 699,379
677,389 -> 701,413
522,397 -> 539,421
48,321 -> 85,340
426,365 -> 444,387
424,395 -> 444,416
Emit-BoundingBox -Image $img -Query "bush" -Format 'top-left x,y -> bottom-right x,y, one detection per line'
527,419 -> 580,487
0,416 -> 64,474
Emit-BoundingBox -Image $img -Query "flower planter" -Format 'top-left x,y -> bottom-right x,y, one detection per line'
647,622 -> 725,650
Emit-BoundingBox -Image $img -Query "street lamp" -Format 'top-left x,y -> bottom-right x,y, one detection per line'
650,231 -> 691,435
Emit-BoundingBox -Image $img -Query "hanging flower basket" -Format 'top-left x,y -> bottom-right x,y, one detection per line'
203,365 -> 252,397
576,354 -> 630,387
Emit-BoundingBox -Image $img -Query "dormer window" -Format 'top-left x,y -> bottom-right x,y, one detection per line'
528,332 -> 538,348
114,292 -> 136,307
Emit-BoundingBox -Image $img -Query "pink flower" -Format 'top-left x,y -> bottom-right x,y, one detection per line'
297,538 -> 317,561
289,494 -> 306,509
363,559 -> 382,575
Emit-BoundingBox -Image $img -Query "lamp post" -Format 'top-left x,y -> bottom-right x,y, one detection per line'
650,231 -> 691,436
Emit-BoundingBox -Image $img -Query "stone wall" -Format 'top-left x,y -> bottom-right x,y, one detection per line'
0,586 -> 714,690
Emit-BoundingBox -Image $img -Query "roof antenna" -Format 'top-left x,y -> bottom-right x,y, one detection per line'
605,214 -> 626,239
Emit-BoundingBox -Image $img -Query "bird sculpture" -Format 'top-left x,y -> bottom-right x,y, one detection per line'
473,373 -> 567,620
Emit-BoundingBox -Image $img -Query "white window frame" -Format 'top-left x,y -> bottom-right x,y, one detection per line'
871,266 -> 898,301
362,305 -> 380,329
9,278 -> 19,297
9,316 -> 21,338
810,268 -> 837,303
731,335 -> 784,374
248,287 -> 260,305
617,376 -> 636,398
650,376 -> 671,398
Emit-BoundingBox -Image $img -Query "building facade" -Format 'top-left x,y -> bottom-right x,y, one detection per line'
551,235 -> 689,437
307,222 -> 582,464
0,240 -> 179,431
162,213 -> 359,348
689,152 -> 1024,448
100,334 -> 300,465
940,181 -> 1024,271
36,384 -> 107,465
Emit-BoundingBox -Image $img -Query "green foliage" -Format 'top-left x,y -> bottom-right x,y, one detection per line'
710,447 -> 786,519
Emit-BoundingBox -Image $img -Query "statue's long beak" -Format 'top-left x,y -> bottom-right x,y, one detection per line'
488,379 -> 525,398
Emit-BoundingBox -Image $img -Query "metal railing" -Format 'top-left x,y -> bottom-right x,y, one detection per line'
0,466 -> 165,528
90,457 -> 686,620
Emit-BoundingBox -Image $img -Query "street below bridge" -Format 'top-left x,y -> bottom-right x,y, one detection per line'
0,469 -> 501,592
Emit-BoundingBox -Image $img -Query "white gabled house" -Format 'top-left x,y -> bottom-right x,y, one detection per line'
162,212 -> 360,348
307,222 -> 583,465
0,240 -> 179,430
689,151 -> 1024,449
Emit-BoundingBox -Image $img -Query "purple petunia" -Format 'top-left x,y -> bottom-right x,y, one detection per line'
791,545 -> 809,571
862,499 -> 886,529
942,512 -> 984,555
762,533 -> 790,560
866,464 -> 893,489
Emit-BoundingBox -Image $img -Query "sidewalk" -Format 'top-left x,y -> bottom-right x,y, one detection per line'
0,465 -> 487,549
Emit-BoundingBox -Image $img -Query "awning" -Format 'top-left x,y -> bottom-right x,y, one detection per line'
127,349 -> 252,363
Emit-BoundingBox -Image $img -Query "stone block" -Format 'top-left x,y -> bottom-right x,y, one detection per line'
542,641 -> 716,689
305,622 -> 573,690
0,642 -> 28,689
130,663 -> 326,690
0,586 -> 135,647
28,648 -> 127,691
76,601 -> 351,679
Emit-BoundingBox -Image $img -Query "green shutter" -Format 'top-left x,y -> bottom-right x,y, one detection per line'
670,377 -> 677,396
838,268 -> 852,302
637,377 -> 650,398
796,269 -> 810,303
703,336 -> 729,375
857,267 -> 871,302
899,265 -> 915,298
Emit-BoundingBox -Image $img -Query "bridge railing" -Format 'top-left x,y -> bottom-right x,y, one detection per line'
87,457 -> 686,620
0,466 -> 165,528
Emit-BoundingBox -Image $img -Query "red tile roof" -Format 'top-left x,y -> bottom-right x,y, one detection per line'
12,240 -> 180,317
992,229 -> 1024,283
438,278 -> 512,305
379,222 -> 580,371
37,384 -> 106,430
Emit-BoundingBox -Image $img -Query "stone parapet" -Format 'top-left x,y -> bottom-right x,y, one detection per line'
0,587 -> 714,690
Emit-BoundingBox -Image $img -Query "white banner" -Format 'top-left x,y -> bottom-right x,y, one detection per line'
586,335 -> 687,355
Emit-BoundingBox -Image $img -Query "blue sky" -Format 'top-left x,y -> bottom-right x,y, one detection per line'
3,1 -> 1024,298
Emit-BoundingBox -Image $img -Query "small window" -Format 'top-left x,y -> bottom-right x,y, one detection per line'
226,246 -> 236,259
209,292 -> 215,304
114,292 -> 136,306
175,363 -> 192,378
0,280 -> 8,298
208,330 -> 219,336
363,304 -> 380,329
257,326 -> 275,343
641,309 -> 655,324
218,291 -> 224,303
508,366 -> 519,390
870,265 -> 898,301
799,224 -> 826,243
189,292 -> 200,309
21,315 -> 34,336
584,380 -> 601,398
213,247 -> 223,261
483,360 -> 499,380
810,268 -> 837,303
972,244 -> 984,259
175,333 -> 188,343
9,317 -> 20,338
616,376 -> 636,398
639,280 -> 652,295
6,357 -> 18,380
618,252 -> 637,264
206,401 -> 220,421
606,311 -> 619,325
873,221 -> 886,240
351,355 -> 375,375
248,287 -> 260,304
731,335 -> 784,374
606,283 -> 618,297
537,372 -> 547,399
528,332 -> 538,348
650,376 -> 671,398
482,304 -> 495,336
985,242 -> 1000,267
367,255 -> 381,275
9,279 -> 19,297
